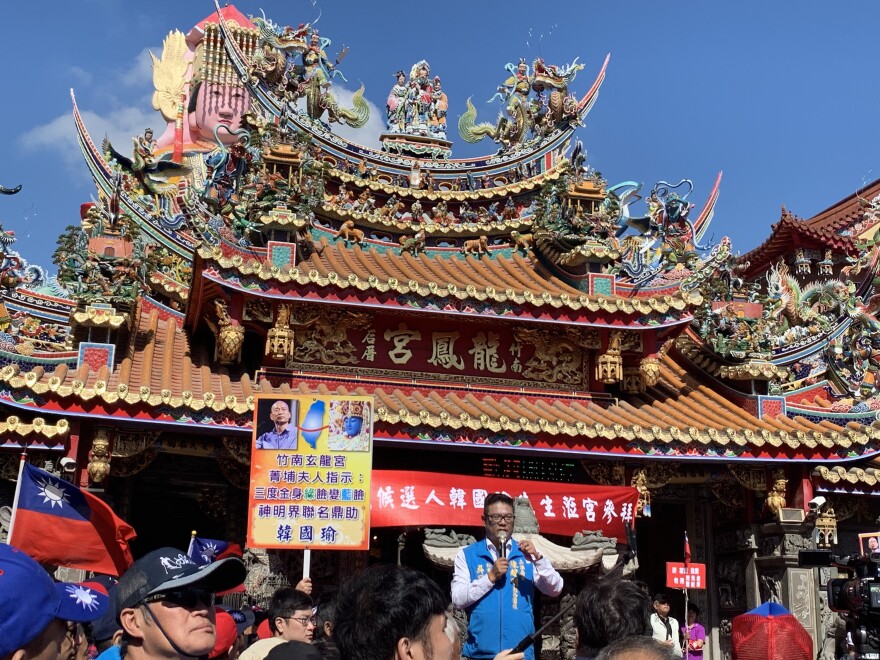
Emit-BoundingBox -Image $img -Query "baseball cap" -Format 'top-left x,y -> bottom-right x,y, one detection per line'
0,544 -> 109,657
652,592 -> 670,604
210,607 -> 239,659
116,546 -> 246,615
220,605 -> 256,634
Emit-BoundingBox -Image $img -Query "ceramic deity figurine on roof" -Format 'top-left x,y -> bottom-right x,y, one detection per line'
459,55 -> 584,151
249,13 -> 369,129
385,62 -> 448,140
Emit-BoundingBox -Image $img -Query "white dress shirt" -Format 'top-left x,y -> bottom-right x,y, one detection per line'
451,538 -> 563,609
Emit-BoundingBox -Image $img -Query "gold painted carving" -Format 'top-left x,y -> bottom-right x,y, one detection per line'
513,327 -> 583,384
112,431 -> 160,458
292,309 -> 372,366
764,469 -> 787,516
266,304 -> 295,360
112,450 -> 157,477
710,481 -> 744,509
244,299 -> 273,323
222,436 -> 251,465
728,465 -> 768,492
640,356 -> 661,387
87,428 -> 112,483
622,367 -> 644,393
582,461 -> 625,486
206,299 -> 244,365
631,469 -> 651,517
596,331 -> 623,384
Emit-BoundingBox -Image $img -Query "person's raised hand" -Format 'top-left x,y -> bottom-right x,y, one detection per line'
489,558 -> 509,583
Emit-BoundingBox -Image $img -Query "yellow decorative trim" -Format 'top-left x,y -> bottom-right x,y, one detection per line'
200,245 -> 703,315
71,305 -> 129,328
331,160 -> 567,202
148,272 -> 190,300
0,364 -> 257,416
0,415 -> 69,438
814,465 -> 880,486
370,401 -> 863,449
0,364 -> 861,452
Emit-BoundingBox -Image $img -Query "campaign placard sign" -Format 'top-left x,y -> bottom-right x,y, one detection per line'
247,394 -> 373,550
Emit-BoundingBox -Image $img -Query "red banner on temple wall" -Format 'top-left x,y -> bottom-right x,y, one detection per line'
371,470 -> 639,542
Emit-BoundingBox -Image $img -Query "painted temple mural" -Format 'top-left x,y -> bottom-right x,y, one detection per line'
5,3 -> 880,656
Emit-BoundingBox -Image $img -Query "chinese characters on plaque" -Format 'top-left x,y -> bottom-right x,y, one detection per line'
293,315 -> 587,386
248,395 -> 374,550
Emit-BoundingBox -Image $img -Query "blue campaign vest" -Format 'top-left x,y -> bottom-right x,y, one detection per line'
461,539 -> 536,660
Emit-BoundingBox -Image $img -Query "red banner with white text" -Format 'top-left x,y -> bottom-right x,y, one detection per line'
371,470 -> 639,542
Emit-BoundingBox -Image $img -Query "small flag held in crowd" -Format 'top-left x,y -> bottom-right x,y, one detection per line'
684,531 -> 691,566
9,463 -> 136,576
187,533 -> 243,566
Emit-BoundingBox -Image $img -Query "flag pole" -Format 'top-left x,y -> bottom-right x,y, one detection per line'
5,448 -> 28,545
683,530 -> 690,660
187,530 -> 197,557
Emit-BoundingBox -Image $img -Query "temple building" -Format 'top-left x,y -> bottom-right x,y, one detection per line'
1,4 -> 880,658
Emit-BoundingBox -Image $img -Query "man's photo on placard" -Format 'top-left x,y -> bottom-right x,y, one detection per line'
254,398 -> 299,450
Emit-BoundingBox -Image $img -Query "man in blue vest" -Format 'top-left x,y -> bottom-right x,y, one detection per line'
451,493 -> 563,660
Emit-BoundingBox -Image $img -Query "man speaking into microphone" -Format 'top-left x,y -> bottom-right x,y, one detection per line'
452,493 -> 563,660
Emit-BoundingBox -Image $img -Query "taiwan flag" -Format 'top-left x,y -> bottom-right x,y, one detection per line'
187,535 -> 243,566
10,463 -> 136,576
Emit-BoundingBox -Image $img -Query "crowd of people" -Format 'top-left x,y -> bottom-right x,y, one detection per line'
2,493 -> 701,660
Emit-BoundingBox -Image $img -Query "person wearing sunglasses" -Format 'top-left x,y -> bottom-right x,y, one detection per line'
240,588 -> 314,660
115,547 -> 246,660
451,493 -> 562,660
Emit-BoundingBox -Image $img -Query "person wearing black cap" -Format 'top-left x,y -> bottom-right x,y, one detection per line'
649,593 -> 681,657
115,546 -> 245,660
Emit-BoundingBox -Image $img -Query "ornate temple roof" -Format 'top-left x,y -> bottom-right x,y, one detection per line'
738,179 -> 880,275
195,239 -> 701,326
0,297 -> 874,461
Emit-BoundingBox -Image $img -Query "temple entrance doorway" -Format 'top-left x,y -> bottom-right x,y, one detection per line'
636,500 -> 688,623
118,453 -> 244,556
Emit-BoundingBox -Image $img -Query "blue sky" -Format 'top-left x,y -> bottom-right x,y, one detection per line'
1,1 -> 878,272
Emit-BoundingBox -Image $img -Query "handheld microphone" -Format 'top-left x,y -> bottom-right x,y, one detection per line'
497,531 -> 508,559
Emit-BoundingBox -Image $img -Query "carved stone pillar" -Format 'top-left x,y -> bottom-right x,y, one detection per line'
714,524 -> 757,660
753,520 -> 818,642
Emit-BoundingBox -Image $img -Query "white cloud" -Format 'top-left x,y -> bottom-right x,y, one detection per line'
19,105 -> 159,173
20,43 -> 161,179
117,46 -> 159,90
67,66 -> 93,87
329,85 -> 385,149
